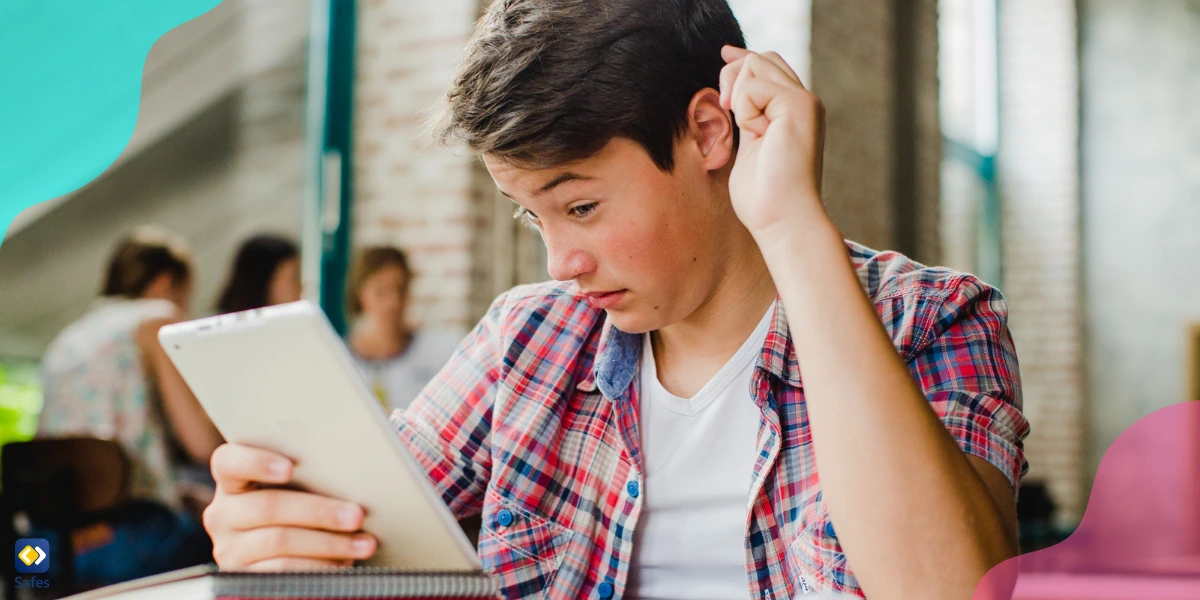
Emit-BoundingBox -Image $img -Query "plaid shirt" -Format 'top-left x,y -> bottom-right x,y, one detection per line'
392,241 -> 1029,599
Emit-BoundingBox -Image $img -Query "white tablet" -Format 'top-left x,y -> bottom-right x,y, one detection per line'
159,300 -> 480,572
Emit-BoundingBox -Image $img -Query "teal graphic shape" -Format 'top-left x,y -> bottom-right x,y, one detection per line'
0,0 -> 223,245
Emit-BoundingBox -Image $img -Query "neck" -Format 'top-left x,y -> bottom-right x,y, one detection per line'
651,225 -> 776,380
350,317 -> 412,359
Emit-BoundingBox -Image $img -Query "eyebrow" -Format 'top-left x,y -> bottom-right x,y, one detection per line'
496,172 -> 594,199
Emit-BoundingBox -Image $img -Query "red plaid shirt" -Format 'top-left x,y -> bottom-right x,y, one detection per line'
392,241 -> 1029,599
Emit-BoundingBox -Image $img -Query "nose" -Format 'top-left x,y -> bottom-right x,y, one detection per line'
545,236 -> 596,282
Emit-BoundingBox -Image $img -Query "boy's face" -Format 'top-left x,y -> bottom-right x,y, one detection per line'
485,125 -> 736,334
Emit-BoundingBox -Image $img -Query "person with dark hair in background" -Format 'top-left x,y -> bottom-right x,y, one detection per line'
345,246 -> 462,412
215,234 -> 303,314
38,226 -> 222,587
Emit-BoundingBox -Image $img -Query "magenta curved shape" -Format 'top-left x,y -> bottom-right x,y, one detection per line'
975,401 -> 1200,599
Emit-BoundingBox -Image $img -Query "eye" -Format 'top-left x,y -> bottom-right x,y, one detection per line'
513,207 -> 540,229
569,203 -> 598,219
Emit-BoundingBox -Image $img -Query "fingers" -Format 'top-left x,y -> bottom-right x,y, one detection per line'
208,488 -> 365,533
720,47 -> 804,107
722,45 -> 798,78
728,73 -> 792,137
214,527 -> 377,568
205,444 -> 374,571
721,54 -> 790,109
211,443 -> 294,493
758,51 -> 803,84
721,45 -> 750,60
718,46 -> 821,138
720,56 -> 804,125
238,557 -> 357,573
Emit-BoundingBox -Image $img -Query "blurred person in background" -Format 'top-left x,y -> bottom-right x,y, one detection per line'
37,226 -> 222,586
215,234 -> 303,314
150,233 -> 302,539
346,246 -> 462,412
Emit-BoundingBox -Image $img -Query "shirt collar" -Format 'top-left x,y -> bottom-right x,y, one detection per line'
575,321 -> 640,399
759,298 -> 802,387
582,298 -> 802,398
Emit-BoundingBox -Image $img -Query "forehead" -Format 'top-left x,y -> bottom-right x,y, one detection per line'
482,139 -> 656,198
363,263 -> 408,284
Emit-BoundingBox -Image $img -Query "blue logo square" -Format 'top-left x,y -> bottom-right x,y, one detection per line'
15,538 -> 50,574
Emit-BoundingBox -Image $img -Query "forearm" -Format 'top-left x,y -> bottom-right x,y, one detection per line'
137,319 -> 223,464
756,212 -> 1014,599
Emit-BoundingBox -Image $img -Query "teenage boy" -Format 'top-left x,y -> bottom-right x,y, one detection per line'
202,1 -> 1029,598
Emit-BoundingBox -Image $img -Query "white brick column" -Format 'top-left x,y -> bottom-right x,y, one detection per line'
997,0 -> 1084,523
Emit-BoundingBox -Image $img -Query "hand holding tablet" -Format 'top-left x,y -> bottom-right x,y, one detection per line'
159,301 -> 479,572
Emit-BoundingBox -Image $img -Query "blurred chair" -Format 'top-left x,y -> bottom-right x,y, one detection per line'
0,437 -> 130,595
1017,481 -> 1069,553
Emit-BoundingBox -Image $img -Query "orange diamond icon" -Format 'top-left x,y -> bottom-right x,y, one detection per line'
17,545 -> 37,567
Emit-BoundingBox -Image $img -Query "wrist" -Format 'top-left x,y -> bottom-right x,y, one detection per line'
749,203 -> 843,261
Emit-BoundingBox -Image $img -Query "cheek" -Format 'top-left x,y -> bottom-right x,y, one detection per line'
269,272 -> 287,299
596,215 -> 694,284
361,290 -> 380,311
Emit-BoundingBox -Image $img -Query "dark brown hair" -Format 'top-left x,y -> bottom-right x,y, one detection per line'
216,234 -> 299,314
432,0 -> 746,171
100,226 -> 192,298
347,246 -> 411,317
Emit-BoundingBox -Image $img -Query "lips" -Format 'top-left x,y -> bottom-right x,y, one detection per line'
581,289 -> 627,309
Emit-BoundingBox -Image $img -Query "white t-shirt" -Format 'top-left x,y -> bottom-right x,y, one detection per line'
628,307 -> 773,600
353,329 -> 463,412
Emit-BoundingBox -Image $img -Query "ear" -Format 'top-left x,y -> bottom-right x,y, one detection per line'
685,88 -> 734,172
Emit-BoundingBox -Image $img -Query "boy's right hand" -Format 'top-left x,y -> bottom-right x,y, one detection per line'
204,443 -> 378,570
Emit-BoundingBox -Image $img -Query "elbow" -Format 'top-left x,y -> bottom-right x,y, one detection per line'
971,550 -> 1020,600
882,534 -> 1019,600
887,557 -> 1017,600
961,534 -> 1020,600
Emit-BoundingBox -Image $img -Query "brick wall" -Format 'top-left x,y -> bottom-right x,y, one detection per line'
353,0 -> 480,331
997,0 -> 1085,522
1080,0 -> 1200,483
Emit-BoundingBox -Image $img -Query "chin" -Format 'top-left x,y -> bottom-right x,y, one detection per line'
602,307 -> 667,335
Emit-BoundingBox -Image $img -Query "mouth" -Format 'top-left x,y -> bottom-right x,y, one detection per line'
580,289 -> 628,309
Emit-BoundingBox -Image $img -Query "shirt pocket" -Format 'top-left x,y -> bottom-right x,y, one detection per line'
787,502 -> 859,596
478,487 -> 575,596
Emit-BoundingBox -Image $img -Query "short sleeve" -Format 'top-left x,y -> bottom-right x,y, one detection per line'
906,275 -> 1031,493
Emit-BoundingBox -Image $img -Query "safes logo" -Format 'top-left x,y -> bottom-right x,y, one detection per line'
15,539 -> 49,574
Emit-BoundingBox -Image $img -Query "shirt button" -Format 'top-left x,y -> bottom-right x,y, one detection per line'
496,509 -> 514,528
824,521 -> 836,538
597,581 -> 615,598
626,481 -> 640,498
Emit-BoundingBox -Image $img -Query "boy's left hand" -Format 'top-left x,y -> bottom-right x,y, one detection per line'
719,46 -> 828,242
